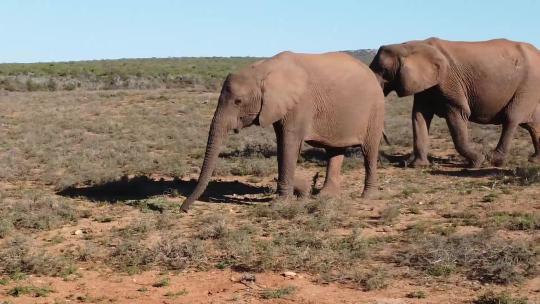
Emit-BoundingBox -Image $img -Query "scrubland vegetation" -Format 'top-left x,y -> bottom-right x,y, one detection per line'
0,57 -> 258,92
0,54 -> 538,303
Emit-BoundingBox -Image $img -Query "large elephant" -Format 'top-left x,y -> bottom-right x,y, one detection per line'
370,38 -> 540,168
181,51 -> 385,211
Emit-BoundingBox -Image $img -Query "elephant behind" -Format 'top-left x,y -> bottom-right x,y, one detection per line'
370,38 -> 540,168
181,51 -> 385,211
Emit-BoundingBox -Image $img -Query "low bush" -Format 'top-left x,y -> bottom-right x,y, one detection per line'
397,230 -> 538,284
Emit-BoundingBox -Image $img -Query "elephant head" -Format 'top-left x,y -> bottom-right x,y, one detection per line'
181,55 -> 307,211
369,40 -> 447,97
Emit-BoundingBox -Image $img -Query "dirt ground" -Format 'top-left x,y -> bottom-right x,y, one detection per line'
0,89 -> 538,303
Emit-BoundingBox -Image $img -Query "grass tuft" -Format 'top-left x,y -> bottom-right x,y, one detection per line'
473,290 -> 528,304
397,230 -> 538,284
0,237 -> 76,278
7,285 -> 54,297
260,286 -> 296,299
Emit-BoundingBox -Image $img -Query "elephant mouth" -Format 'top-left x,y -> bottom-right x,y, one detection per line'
383,85 -> 393,96
394,84 -> 408,97
239,113 -> 259,128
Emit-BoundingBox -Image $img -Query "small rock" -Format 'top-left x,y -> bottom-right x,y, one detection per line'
73,229 -> 83,236
240,273 -> 256,282
230,276 -> 240,282
282,271 -> 297,278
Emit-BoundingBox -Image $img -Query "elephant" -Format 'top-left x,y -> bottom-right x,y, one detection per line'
369,38 -> 540,168
180,51 -> 385,211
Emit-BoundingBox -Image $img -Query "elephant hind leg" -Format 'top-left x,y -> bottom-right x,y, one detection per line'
360,142 -> 379,199
521,122 -> 540,162
490,120 -> 520,167
319,148 -> 345,197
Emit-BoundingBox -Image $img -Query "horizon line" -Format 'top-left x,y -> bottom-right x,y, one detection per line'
0,49 -> 378,65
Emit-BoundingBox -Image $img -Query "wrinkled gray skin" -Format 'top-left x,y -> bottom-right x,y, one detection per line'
370,38 -> 540,168
181,51 -> 385,212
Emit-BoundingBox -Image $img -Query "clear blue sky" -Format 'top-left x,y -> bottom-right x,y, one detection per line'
1,0 -> 538,63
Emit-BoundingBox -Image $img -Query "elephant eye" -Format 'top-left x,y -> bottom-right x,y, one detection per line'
234,98 -> 242,105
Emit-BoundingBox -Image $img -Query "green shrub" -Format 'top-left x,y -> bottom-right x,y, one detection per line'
7,285 -> 54,297
473,291 -> 528,304
406,290 -> 427,299
0,237 -> 76,277
260,286 -> 296,299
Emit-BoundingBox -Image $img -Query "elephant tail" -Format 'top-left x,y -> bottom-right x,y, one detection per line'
382,131 -> 391,145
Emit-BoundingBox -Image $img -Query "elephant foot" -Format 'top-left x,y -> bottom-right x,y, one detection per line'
180,202 -> 191,213
319,183 -> 341,198
360,188 -> 377,200
318,172 -> 343,197
467,154 -> 485,168
275,192 -> 294,203
276,185 -> 295,200
293,176 -> 311,198
410,157 -> 430,168
488,152 -> 506,167
528,153 -> 540,164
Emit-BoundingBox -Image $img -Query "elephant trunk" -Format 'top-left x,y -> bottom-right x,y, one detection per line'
181,110 -> 229,212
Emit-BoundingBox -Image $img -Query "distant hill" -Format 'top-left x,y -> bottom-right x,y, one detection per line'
0,50 -> 376,92
344,49 -> 377,64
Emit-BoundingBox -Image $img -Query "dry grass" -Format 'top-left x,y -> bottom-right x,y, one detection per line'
473,291 -> 529,304
397,229 -> 538,284
0,90 -> 277,190
0,236 -> 76,278
0,87 -> 538,302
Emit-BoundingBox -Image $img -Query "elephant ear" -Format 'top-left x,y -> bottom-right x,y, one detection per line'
399,48 -> 446,96
258,64 -> 307,127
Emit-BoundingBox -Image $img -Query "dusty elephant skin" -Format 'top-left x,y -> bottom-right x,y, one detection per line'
370,37 -> 540,168
181,51 -> 385,211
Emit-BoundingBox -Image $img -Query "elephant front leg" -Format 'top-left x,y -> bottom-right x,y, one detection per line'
490,121 -> 519,167
319,148 -> 345,197
274,124 -> 303,198
411,99 -> 434,167
446,109 -> 485,168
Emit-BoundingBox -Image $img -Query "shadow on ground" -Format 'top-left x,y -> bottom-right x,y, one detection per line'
379,152 -> 410,167
429,167 -> 513,178
380,151 -> 468,168
57,175 -> 274,205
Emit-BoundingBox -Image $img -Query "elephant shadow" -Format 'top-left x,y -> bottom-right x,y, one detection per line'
57,175 -> 274,205
429,167 -> 513,178
379,151 -> 469,168
379,151 -> 411,167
